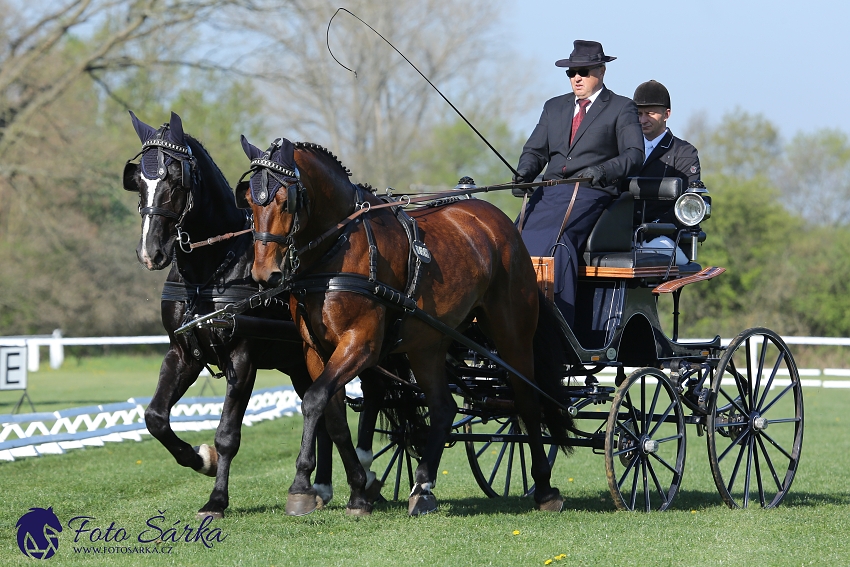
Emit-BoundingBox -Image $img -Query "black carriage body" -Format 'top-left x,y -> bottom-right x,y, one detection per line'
354,177 -> 801,511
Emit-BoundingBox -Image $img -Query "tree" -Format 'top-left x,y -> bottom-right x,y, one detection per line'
239,0 -> 516,189
0,1 -> 276,336
686,109 -> 782,179
409,116 -> 524,217
680,174 -> 802,337
775,129 -> 850,226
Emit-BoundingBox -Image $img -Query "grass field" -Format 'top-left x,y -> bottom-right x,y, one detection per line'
1,356 -> 849,566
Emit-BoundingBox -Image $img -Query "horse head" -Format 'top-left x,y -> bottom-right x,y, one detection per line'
238,135 -> 306,288
123,111 -> 197,270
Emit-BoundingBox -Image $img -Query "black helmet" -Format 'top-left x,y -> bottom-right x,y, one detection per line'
633,80 -> 670,108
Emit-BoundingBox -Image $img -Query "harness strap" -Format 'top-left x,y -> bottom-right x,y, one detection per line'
161,282 -> 259,303
289,273 -> 571,413
140,206 -> 181,220
254,231 -> 291,246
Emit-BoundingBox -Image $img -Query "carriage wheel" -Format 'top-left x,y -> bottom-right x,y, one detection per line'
463,410 -> 559,498
605,368 -> 686,511
365,408 -> 423,501
707,328 -> 804,509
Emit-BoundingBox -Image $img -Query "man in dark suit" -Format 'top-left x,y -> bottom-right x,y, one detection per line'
515,40 -> 643,324
633,80 -> 701,264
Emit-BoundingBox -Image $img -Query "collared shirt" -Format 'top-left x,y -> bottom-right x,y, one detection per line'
573,86 -> 604,117
643,128 -> 668,162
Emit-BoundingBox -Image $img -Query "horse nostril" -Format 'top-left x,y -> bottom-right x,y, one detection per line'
265,272 -> 283,288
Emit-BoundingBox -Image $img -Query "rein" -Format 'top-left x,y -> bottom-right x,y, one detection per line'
296,177 -> 589,257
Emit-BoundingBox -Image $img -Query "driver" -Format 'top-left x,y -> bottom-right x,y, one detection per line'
633,80 -> 701,265
513,40 -> 643,325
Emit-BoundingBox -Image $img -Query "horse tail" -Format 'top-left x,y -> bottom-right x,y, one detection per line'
533,289 -> 575,453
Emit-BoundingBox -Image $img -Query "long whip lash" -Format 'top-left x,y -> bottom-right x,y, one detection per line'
326,7 -> 520,178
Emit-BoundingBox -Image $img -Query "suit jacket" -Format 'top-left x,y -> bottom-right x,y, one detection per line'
517,86 -> 644,196
637,130 -> 700,223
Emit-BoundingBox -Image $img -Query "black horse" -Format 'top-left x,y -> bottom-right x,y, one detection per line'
122,111 -> 354,518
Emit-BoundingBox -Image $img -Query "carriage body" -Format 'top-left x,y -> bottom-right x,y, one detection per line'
358,177 -> 803,512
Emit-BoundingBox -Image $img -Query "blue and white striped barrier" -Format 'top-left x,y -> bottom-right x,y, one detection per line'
0,385 -> 303,462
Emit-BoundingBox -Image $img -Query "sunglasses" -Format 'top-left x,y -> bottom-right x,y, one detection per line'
566,67 -> 599,78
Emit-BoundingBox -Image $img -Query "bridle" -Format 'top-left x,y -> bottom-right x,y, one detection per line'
125,124 -> 199,252
237,138 -> 307,251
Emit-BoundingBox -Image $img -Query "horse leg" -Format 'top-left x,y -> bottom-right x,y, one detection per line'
196,349 -> 257,519
288,355 -> 334,510
144,347 -> 207,471
313,416 -> 334,507
479,309 -> 564,511
406,345 -> 457,516
287,346 -> 373,517
355,369 -> 388,502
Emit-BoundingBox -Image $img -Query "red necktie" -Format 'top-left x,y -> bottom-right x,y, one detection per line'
570,98 -> 592,145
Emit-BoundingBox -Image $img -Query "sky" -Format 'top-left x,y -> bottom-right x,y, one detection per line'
500,0 -> 850,141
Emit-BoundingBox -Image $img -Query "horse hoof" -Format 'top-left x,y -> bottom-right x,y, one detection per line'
194,444 -> 218,477
196,510 -> 223,520
408,493 -> 438,516
365,479 -> 385,503
345,505 -> 372,517
285,493 -> 319,516
536,495 -> 565,512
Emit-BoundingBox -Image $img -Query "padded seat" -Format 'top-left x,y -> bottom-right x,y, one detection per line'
586,251 -> 676,269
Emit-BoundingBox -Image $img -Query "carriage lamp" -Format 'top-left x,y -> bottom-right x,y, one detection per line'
674,193 -> 707,227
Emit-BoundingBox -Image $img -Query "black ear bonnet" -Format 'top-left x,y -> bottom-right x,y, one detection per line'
238,136 -> 301,212
125,111 -> 195,191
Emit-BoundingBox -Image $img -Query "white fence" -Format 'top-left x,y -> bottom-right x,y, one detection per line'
5,333 -> 850,376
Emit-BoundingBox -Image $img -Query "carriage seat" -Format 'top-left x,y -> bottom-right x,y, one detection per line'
581,182 -> 703,274
582,192 -> 672,269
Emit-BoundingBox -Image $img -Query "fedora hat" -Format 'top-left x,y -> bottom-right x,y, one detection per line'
633,80 -> 671,108
555,40 -> 616,68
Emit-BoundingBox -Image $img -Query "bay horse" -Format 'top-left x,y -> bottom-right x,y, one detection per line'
122,112 -> 362,518
239,136 -> 574,515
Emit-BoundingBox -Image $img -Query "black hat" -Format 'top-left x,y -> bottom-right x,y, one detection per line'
555,40 -> 616,68
633,80 -> 671,108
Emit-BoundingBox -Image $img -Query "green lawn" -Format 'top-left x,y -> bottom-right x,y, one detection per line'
0,358 -> 848,566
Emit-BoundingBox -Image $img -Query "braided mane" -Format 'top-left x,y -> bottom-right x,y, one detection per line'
294,142 -> 352,178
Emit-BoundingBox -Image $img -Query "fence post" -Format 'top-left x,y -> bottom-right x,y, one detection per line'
49,329 -> 64,369
26,341 -> 40,372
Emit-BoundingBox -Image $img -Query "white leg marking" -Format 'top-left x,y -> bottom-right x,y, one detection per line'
197,443 -> 213,475
140,176 -> 159,268
356,448 -> 376,489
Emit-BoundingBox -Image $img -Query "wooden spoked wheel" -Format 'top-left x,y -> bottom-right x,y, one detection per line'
706,328 -> 804,509
605,368 -> 686,511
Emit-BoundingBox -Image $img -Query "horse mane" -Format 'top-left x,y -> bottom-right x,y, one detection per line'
294,142 -> 352,178
185,134 -> 232,192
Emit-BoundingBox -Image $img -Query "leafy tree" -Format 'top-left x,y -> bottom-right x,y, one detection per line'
680,174 -> 801,337
775,129 -> 850,226
409,116 -> 524,217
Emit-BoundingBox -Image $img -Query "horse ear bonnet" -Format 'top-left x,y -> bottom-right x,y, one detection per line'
243,136 -> 297,207
132,111 -> 191,184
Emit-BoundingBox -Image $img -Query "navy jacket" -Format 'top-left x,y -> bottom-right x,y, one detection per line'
517,86 -> 644,196
637,130 -> 700,223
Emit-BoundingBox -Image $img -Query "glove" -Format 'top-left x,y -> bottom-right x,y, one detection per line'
512,169 -> 531,184
512,169 -> 534,197
576,165 -> 606,188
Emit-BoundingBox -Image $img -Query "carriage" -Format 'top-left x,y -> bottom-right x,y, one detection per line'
125,112 -> 802,517
332,175 -> 804,513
